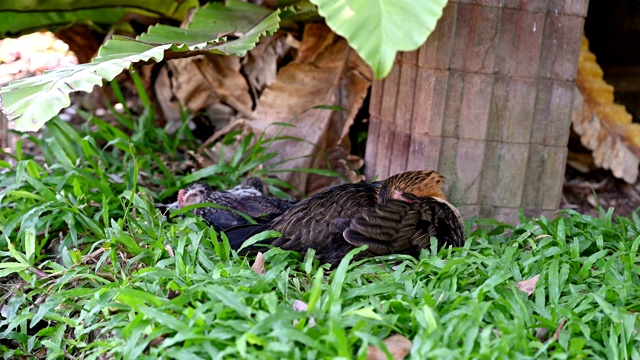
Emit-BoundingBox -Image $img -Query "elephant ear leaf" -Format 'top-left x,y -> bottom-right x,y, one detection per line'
309,0 -> 448,79
0,0 -> 280,132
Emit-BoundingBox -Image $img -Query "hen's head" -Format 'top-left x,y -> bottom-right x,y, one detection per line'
378,170 -> 446,203
177,183 -> 209,207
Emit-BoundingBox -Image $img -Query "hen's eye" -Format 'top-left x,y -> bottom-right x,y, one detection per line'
185,192 -> 203,205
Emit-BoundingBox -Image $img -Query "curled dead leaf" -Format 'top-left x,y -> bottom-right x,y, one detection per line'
553,317 -> 568,341
248,23 -> 372,194
243,34 -> 291,97
515,274 -> 540,296
574,35 -> 640,183
186,150 -> 214,169
168,55 -> 253,118
251,252 -> 266,275
198,118 -> 246,153
34,348 -> 47,359
366,334 -> 412,360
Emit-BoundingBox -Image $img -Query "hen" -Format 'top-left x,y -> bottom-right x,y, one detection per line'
224,170 -> 466,266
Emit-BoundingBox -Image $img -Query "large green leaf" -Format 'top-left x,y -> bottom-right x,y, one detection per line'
0,1 -> 280,132
0,0 -> 199,37
310,0 -> 448,79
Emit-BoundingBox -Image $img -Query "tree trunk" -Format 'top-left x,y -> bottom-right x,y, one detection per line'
365,0 -> 589,223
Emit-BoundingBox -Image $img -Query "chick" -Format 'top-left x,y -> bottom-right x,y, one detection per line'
176,177 -> 296,231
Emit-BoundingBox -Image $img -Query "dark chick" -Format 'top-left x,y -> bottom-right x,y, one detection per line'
176,177 -> 297,231
225,170 -> 466,267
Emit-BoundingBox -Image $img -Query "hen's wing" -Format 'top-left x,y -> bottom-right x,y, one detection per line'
197,193 -> 296,230
343,196 -> 466,256
234,196 -> 297,220
221,183 -> 379,265
265,183 -> 379,263
194,207 -> 248,230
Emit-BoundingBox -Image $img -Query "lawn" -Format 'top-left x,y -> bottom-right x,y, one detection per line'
1,110 -> 639,359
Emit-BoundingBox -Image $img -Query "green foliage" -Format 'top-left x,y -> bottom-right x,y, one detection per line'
0,0 -> 198,37
3,175 -> 640,358
0,0 -> 281,132
1,85 -> 640,356
0,0 -> 450,131
0,73 -> 300,252
310,0 -> 448,79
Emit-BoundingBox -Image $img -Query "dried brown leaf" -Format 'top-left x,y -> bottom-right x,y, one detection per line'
200,125 -> 252,165
515,274 -> 540,296
154,65 -> 183,124
34,348 -> 47,359
366,334 -> 412,360
306,149 -> 365,195
248,23 -> 372,194
251,252 -> 266,275
574,35 -> 640,183
168,55 -> 253,118
148,336 -> 165,347
553,317 -> 568,341
198,118 -> 246,153
243,34 -> 291,97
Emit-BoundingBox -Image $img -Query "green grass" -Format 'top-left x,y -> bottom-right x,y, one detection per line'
1,95 -> 640,359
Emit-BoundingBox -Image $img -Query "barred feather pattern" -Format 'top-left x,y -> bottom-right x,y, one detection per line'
225,170 -> 466,267
177,177 -> 296,230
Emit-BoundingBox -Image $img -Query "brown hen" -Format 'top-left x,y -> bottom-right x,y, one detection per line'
225,170 -> 466,267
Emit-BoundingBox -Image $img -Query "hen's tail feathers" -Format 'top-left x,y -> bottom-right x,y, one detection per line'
223,224 -> 272,254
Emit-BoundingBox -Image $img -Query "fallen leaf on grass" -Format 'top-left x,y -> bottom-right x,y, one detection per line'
515,274 -> 540,296
34,348 -> 47,359
251,252 -> 266,275
366,334 -> 412,360
292,299 -> 316,327
553,317 -> 568,341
